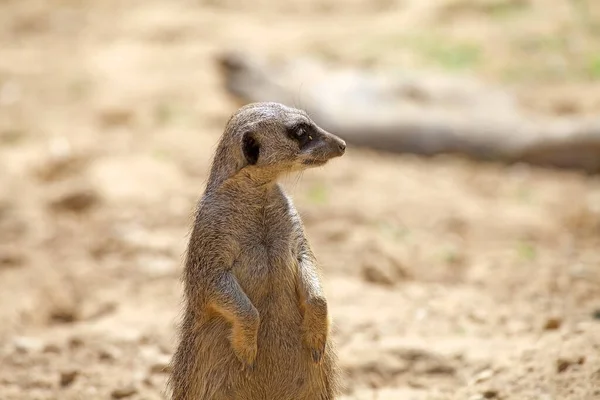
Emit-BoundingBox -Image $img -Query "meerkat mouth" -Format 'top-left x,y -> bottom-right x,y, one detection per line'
302,158 -> 329,166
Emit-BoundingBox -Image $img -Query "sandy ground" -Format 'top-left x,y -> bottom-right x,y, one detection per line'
1,0 -> 600,399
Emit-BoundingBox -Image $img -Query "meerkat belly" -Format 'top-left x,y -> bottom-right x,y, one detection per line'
232,242 -> 306,341
233,247 -> 301,316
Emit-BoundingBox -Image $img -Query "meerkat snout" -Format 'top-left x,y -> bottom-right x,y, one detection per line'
331,134 -> 346,155
293,122 -> 347,167
313,128 -> 346,158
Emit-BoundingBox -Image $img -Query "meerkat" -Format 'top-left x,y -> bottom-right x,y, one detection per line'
167,102 -> 346,400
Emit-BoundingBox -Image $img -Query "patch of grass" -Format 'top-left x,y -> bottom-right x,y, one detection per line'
500,63 -> 575,84
455,324 -> 467,335
0,129 -> 26,145
516,186 -> 532,203
439,0 -> 530,21
502,50 -> 600,83
485,0 -> 531,19
442,0 -> 531,18
516,241 -> 537,261
501,32 -> 600,83
442,247 -> 465,266
512,35 -> 568,53
357,33 -> 482,72
68,78 -> 91,101
306,183 -> 328,205
408,35 -> 482,71
154,102 -> 175,126
586,54 -> 600,79
500,67 -> 531,83
376,221 -> 409,241
572,0 -> 600,34
152,149 -> 171,161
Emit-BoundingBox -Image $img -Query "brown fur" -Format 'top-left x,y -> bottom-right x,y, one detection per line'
167,102 -> 346,399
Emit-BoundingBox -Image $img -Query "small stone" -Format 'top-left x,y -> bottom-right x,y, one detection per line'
414,308 -> 428,321
43,343 -> 62,354
468,395 -> 484,400
361,258 -> 409,286
99,345 -> 122,361
140,346 -> 172,374
60,370 -> 78,387
543,317 -> 562,331
48,136 -> 71,160
0,250 -> 24,268
592,309 -> 600,320
111,385 -> 137,399
557,358 -> 571,373
97,107 -> 134,128
138,334 -> 153,345
149,354 -> 172,374
49,188 -> 99,213
13,337 -> 43,354
68,336 -> 84,349
24,376 -> 54,389
49,306 -> 79,324
359,241 -> 412,286
137,254 -> 176,278
110,328 -> 144,344
556,356 -> 585,373
362,263 -> 394,285
472,368 -> 494,384
142,375 -> 153,387
158,342 -> 173,355
82,301 -> 117,321
482,389 -> 499,398
406,378 -> 426,389
34,148 -> 86,182
132,370 -> 147,384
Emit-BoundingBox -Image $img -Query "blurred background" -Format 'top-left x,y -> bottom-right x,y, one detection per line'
0,0 -> 599,399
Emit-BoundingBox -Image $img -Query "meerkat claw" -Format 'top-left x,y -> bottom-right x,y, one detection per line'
240,359 -> 255,373
312,349 -> 323,363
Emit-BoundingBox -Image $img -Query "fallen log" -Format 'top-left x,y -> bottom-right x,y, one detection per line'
216,50 -> 600,174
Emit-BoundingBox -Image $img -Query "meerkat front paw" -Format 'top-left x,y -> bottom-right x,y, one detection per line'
231,332 -> 258,370
303,328 -> 327,364
302,296 -> 329,364
231,313 -> 259,370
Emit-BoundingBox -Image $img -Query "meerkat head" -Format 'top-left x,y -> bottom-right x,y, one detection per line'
213,102 -> 346,186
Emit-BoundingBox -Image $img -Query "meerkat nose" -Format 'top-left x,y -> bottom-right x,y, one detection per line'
333,138 -> 346,156
321,129 -> 346,157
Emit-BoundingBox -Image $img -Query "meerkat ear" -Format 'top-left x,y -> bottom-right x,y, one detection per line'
242,131 -> 260,165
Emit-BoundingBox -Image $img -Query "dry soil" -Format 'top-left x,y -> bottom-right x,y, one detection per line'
1,0 -> 599,399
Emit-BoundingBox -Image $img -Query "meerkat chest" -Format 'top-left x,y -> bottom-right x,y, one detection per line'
232,200 -> 299,296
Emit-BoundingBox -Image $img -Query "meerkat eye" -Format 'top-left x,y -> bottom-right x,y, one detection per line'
288,123 -> 314,147
297,126 -> 311,139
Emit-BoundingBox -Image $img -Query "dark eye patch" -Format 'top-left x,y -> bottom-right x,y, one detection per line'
287,122 -> 315,148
